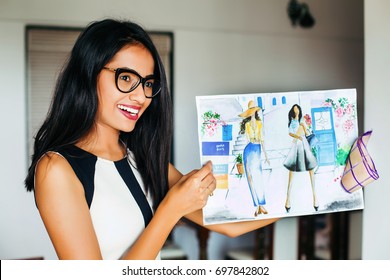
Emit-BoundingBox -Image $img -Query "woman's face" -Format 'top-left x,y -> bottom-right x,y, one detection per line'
293,105 -> 300,117
96,44 -> 154,134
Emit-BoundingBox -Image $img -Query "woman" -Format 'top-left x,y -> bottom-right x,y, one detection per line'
283,104 -> 318,213
25,19 -> 277,260
239,100 -> 270,217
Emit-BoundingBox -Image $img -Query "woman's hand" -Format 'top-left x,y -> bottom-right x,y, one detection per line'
162,161 -> 216,221
264,154 -> 270,165
289,132 -> 302,141
122,162 -> 215,260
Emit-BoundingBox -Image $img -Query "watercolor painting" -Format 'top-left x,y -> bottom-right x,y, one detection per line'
196,89 -> 364,225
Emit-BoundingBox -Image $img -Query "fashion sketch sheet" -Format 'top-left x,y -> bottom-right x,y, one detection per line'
196,89 -> 364,225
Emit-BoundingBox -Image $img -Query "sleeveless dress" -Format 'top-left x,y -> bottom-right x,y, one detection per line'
283,119 -> 317,171
41,145 -> 156,260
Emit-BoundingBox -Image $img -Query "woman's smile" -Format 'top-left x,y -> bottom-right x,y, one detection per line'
117,104 -> 141,120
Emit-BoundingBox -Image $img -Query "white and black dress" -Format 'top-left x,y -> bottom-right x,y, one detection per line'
44,145 -> 155,259
283,119 -> 317,172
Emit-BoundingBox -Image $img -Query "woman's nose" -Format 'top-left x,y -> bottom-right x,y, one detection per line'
128,84 -> 146,103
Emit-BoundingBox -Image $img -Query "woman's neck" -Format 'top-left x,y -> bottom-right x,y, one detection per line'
76,125 -> 126,161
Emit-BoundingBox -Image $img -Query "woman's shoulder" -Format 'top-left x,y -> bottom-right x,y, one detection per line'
34,151 -> 99,259
35,151 -> 71,176
34,152 -> 83,203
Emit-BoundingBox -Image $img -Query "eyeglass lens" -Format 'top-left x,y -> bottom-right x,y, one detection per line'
117,71 -> 161,98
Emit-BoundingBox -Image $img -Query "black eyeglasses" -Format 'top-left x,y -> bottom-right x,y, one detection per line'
103,67 -> 161,98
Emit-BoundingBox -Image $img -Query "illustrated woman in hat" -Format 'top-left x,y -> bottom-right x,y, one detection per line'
283,104 -> 318,212
239,100 -> 270,216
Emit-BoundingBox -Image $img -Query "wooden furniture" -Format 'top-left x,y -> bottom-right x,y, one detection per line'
298,212 -> 349,259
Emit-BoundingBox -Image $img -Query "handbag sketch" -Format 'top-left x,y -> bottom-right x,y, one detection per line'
306,133 -> 318,148
341,130 -> 379,193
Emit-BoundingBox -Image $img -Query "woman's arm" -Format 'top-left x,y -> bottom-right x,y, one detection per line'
288,121 -> 304,140
168,164 -> 278,238
289,132 -> 302,140
244,121 -> 252,142
300,122 -> 309,136
259,122 -> 270,164
290,123 -> 306,140
35,153 -> 103,259
261,140 -> 270,164
36,154 -> 216,260
185,209 -> 278,238
122,162 -> 215,259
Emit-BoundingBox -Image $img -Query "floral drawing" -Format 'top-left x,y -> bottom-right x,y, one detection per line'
323,97 -> 356,136
303,114 -> 312,131
201,111 -> 225,137
323,97 -> 357,166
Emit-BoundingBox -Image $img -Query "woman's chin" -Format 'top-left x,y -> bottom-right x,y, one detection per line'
117,122 -> 137,133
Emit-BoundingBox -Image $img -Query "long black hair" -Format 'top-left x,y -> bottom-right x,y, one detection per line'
25,19 -> 172,210
239,112 -> 261,134
288,104 -> 302,127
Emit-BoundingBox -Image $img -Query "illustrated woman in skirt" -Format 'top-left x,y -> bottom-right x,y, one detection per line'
239,100 -> 270,216
283,104 -> 318,212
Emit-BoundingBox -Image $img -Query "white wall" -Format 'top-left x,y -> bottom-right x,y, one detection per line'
0,0 -> 366,260
363,0 -> 390,260
0,21 -> 57,260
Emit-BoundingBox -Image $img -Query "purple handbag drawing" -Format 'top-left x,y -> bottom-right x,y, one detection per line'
341,130 -> 379,193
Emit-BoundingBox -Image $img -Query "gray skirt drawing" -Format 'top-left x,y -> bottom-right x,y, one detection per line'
243,142 -> 265,206
283,137 -> 317,171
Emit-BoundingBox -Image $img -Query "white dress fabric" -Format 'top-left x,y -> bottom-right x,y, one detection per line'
283,119 -> 317,172
50,145 -> 157,259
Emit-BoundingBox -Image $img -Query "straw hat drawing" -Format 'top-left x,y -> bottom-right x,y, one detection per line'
238,100 -> 261,118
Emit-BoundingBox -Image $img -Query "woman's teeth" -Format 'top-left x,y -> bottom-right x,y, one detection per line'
118,105 -> 139,115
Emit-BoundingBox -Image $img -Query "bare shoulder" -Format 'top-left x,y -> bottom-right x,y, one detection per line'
34,152 -> 84,208
34,152 -> 86,221
34,152 -> 101,259
35,152 -> 73,179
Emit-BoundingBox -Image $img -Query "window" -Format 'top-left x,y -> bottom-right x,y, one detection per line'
257,97 -> 263,109
26,27 -> 81,156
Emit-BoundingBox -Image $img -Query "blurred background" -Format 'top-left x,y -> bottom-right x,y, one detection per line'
0,0 -> 388,260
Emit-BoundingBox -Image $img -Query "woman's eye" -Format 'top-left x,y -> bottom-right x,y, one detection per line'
144,80 -> 154,88
119,75 -> 131,82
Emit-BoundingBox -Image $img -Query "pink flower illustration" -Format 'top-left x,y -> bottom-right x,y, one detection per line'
304,114 -> 312,124
335,107 -> 344,118
201,110 -> 224,137
343,119 -> 354,134
345,104 -> 353,115
303,114 -> 312,130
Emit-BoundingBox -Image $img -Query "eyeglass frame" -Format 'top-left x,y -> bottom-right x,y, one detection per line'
102,67 -> 161,98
